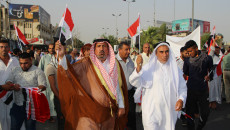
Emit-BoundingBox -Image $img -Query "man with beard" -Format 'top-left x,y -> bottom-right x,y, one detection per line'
46,41 -> 65,130
57,39 -> 128,130
129,42 -> 187,130
0,37 -> 20,130
177,46 -> 189,71
176,46 -> 189,126
208,36 -> 222,109
116,42 -> 136,130
5,52 -> 46,130
38,44 -> 56,122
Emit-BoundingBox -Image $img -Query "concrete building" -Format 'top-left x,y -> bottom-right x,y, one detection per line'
8,3 -> 54,45
155,20 -> 172,30
0,4 -> 10,37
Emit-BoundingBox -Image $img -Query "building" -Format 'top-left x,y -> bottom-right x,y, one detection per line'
0,4 -> 10,37
155,20 -> 172,30
171,18 -> 210,36
9,3 -> 54,45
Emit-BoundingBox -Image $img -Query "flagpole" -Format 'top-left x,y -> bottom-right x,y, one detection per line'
59,6 -> 67,43
138,14 -> 140,54
57,5 -> 67,60
14,24 -> 23,52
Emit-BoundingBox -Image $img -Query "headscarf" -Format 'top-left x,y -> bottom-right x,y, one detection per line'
77,43 -> 92,60
189,50 -> 207,72
90,39 -> 118,98
134,42 -> 179,103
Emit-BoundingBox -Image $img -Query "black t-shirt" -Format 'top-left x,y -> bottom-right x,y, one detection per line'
183,51 -> 213,91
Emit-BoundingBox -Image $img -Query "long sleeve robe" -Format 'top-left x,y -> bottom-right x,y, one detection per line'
57,56 -> 129,130
129,60 -> 187,130
208,46 -> 222,104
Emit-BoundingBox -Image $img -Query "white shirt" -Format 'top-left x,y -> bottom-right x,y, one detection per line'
6,65 -> 47,106
0,55 -> 20,130
134,52 -> 150,67
59,55 -> 124,108
176,57 -> 184,71
116,53 -> 135,90
0,55 -> 19,85
209,46 -> 221,64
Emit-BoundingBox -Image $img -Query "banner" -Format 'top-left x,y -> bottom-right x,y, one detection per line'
9,4 -> 39,22
166,26 -> 200,58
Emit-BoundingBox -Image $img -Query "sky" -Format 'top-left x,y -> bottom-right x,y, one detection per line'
5,0 -> 230,43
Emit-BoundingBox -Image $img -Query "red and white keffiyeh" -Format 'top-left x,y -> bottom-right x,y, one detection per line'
23,87 -> 50,123
90,40 -> 118,98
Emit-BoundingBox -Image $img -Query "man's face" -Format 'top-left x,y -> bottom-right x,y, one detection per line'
119,44 -> 130,60
71,49 -> 77,57
19,58 -> 32,71
214,47 -> 220,55
55,42 -> 59,54
37,50 -> 41,55
186,46 -> 198,58
0,43 -> 10,57
156,45 -> 169,64
94,42 -> 109,61
143,43 -> 150,54
181,50 -> 189,59
83,50 -> 90,57
48,44 -> 55,54
26,49 -> 30,53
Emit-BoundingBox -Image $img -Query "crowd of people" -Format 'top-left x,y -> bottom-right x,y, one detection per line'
0,35 -> 230,130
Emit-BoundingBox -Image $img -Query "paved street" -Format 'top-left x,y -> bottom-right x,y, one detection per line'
37,101 -> 230,130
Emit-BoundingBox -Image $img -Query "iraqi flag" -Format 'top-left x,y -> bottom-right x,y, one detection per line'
205,26 -> 218,55
0,90 -> 13,105
216,55 -> 224,76
14,24 -> 29,51
128,14 -> 140,51
58,6 -> 74,45
127,15 -> 140,37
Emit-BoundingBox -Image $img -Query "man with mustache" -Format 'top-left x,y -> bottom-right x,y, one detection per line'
57,39 -> 128,130
129,42 -> 187,130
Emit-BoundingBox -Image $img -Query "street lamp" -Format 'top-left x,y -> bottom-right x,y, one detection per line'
123,0 -> 135,37
102,28 -> 109,36
192,0 -> 194,31
112,14 -> 122,39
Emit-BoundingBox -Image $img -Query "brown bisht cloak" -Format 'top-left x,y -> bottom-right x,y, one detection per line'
57,57 -> 129,130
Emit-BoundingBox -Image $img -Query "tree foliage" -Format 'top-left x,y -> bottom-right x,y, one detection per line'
99,34 -> 119,48
201,33 -> 211,49
140,23 -> 168,51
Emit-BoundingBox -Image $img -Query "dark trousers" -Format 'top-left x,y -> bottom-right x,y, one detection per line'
54,96 -> 65,130
10,103 -> 36,130
127,88 -> 136,130
186,89 -> 210,130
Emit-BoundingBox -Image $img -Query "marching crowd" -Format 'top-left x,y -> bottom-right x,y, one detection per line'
0,35 -> 230,130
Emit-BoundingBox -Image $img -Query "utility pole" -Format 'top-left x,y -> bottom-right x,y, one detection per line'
192,0 -> 194,31
154,0 -> 156,27
124,0 -> 135,38
112,14 -> 121,39
174,0 -> 175,21
0,0 -> 2,36
6,0 -> 10,39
